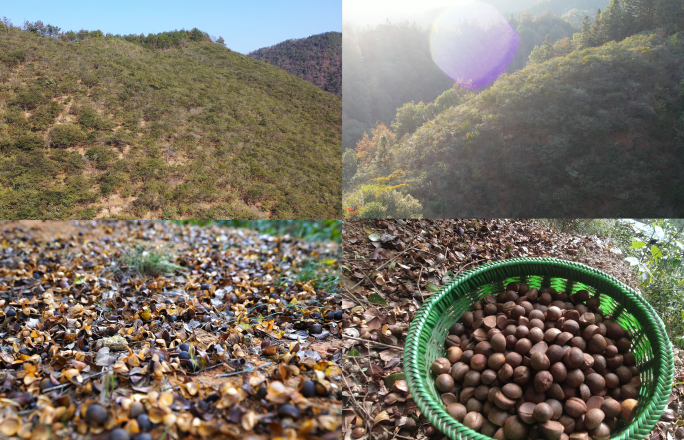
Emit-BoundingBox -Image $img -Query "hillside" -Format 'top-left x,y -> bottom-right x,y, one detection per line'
248,32 -> 341,97
0,26 -> 341,219
344,32 -> 684,218
342,14 -> 579,151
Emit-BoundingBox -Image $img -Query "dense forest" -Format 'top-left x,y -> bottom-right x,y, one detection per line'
0,20 -> 341,219
343,0 -> 684,218
248,32 -> 341,97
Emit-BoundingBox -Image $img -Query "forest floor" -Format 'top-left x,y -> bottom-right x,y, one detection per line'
0,221 -> 342,440
340,219 -> 684,440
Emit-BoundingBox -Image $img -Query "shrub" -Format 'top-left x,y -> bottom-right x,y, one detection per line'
12,89 -> 44,111
85,145 -> 116,170
14,133 -> 44,151
344,184 -> 423,219
49,124 -> 86,148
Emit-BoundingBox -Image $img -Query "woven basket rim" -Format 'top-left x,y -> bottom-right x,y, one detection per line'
404,257 -> 674,440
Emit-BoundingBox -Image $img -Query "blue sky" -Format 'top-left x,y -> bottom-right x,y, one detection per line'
1,0 -> 341,53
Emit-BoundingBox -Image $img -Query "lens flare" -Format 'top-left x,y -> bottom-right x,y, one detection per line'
430,1 -> 519,89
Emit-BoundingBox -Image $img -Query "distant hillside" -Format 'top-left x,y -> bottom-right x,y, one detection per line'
345,32 -> 684,217
248,32 -> 341,97
0,25 -> 341,219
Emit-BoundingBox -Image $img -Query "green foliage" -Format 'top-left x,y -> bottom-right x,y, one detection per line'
113,245 -> 185,279
343,148 -> 358,185
346,32 -> 684,217
248,32 -> 341,97
0,22 -> 341,219
48,124 -> 85,148
619,220 -> 684,345
13,133 -> 44,151
344,184 -> 423,219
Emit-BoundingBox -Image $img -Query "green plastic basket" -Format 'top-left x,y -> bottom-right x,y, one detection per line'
404,257 -> 674,440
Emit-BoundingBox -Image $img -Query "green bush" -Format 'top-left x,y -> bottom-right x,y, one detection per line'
14,133 -> 44,151
344,184 -> 423,219
85,145 -> 116,170
49,124 -> 86,148
12,89 -> 44,111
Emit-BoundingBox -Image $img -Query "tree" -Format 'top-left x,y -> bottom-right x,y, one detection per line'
591,9 -> 606,46
529,34 -> 554,63
578,15 -> 594,48
343,149 -> 357,185
216,36 -> 225,46
375,133 -> 391,170
655,0 -> 684,34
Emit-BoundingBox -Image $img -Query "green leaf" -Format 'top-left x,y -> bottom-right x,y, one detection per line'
347,349 -> 360,357
650,245 -> 661,257
384,373 -> 406,389
368,233 -> 381,242
368,293 -> 388,305
629,240 -> 647,249
426,282 -> 440,293
363,227 -> 373,234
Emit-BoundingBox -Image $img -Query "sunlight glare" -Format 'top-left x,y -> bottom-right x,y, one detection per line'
430,1 -> 519,88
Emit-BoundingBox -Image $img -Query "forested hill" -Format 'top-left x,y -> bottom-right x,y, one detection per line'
344,31 -> 684,218
0,24 -> 341,219
248,32 -> 341,97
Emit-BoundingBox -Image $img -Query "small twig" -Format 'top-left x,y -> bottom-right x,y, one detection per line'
345,246 -> 417,292
381,426 -> 419,440
416,266 -> 425,303
186,362 -> 230,376
215,362 -> 272,378
344,336 -> 403,351
341,371 -> 373,437
43,370 -> 109,393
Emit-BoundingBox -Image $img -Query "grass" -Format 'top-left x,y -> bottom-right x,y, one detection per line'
113,245 -> 185,279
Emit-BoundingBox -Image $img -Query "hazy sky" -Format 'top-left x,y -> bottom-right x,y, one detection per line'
2,0 -> 342,54
344,0 -> 535,27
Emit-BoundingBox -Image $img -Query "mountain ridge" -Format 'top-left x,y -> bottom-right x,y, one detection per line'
248,32 -> 341,97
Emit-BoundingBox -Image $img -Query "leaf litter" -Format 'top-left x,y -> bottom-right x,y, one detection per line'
341,219 -> 681,440
0,220 -> 342,440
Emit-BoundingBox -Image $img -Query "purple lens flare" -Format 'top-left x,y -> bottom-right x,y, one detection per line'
430,1 -> 519,89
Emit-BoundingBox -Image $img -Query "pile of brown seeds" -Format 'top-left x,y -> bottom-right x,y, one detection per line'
431,282 -> 642,440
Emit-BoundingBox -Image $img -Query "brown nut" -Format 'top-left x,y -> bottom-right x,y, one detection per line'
447,403 -> 467,422
585,373 -> 606,394
588,334 -> 607,354
488,353 -> 506,370
432,358 -> 452,375
447,346 -> 463,364
494,391 -> 516,410
550,362 -> 567,382
539,420 -> 565,440
564,347 -> 584,369
463,411 -> 485,432
518,402 -> 537,424
531,352 -> 550,371
488,406 -> 509,426
533,402 -> 554,423
564,397 -> 588,417
436,374 -> 455,392
601,398 -> 621,418
589,423 -> 611,440
504,416 -> 529,440
620,399 -> 638,422
534,371 -> 553,393
451,362 -> 470,382
564,369 -> 585,388
584,408 -> 605,430
502,383 -> 523,400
